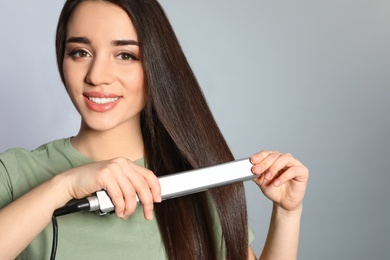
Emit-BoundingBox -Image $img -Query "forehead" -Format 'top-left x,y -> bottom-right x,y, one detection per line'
67,1 -> 138,41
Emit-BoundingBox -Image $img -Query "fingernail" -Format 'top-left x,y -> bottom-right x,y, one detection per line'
274,179 -> 281,187
147,211 -> 154,220
265,171 -> 272,180
254,165 -> 262,174
119,212 -> 128,221
251,155 -> 259,163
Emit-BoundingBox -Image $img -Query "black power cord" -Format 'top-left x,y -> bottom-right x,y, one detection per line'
50,215 -> 58,260
49,191 -> 115,259
50,198 -> 91,260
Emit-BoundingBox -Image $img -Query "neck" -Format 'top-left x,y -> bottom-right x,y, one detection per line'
71,122 -> 144,162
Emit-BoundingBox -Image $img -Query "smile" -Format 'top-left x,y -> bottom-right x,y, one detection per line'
88,97 -> 119,104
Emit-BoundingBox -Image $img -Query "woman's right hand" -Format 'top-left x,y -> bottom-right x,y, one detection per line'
59,157 -> 161,220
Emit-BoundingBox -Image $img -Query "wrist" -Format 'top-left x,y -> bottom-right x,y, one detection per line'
273,203 -> 303,220
48,174 -> 74,209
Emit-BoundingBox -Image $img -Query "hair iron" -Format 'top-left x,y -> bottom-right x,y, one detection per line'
53,157 -> 255,216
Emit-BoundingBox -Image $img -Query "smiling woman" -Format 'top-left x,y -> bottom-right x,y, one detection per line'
0,0 -> 308,259
63,2 -> 145,138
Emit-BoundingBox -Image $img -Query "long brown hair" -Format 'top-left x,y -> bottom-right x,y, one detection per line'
56,1 -> 249,259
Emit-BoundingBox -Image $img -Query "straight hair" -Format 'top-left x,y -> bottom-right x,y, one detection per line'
56,1 -> 249,259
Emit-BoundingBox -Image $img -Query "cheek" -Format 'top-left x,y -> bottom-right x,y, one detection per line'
133,80 -> 147,110
62,61 -> 74,90
137,74 -> 147,108
124,67 -> 146,103
62,61 -> 82,105
62,60 -> 84,93
136,72 -> 146,103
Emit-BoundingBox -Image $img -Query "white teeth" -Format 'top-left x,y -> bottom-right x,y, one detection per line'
89,97 -> 119,104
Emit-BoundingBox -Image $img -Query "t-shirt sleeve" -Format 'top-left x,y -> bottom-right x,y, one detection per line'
248,224 -> 255,245
0,150 -> 17,209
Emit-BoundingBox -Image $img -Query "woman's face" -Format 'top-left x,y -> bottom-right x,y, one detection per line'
63,1 -> 145,132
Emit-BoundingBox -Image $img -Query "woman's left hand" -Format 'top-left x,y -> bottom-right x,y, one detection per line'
250,151 -> 309,212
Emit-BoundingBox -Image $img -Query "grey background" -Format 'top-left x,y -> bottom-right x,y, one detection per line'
1,1 -> 389,259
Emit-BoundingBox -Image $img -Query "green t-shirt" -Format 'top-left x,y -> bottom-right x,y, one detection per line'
0,138 -> 254,259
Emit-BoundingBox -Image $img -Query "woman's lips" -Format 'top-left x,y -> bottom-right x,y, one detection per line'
83,92 -> 121,112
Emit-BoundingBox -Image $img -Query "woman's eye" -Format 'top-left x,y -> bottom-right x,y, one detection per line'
117,52 -> 138,61
67,50 -> 91,58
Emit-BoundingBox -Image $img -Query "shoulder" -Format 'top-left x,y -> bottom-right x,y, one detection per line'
0,138 -> 71,169
0,138 -> 91,202
1,137 -> 91,173
0,138 -> 68,188
1,138 -> 69,157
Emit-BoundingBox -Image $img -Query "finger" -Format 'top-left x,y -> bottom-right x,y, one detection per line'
109,158 -> 160,220
267,153 -> 300,178
272,165 -> 309,187
251,151 -> 281,176
131,163 -> 161,203
100,159 -> 137,219
99,174 -> 127,218
124,161 -> 160,220
252,169 -> 266,187
130,177 -> 155,220
122,164 -> 155,221
114,171 -> 138,219
250,150 -> 279,165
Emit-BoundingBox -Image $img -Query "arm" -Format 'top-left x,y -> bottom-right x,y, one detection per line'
247,206 -> 302,260
0,175 -> 71,259
0,158 -> 161,259
249,151 -> 309,260
259,205 -> 302,259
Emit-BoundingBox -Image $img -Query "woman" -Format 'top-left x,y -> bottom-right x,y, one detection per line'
0,0 -> 309,259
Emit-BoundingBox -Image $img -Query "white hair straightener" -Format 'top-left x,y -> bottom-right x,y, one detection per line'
54,158 -> 255,216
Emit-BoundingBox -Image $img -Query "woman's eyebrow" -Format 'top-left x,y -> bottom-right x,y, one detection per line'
65,37 -> 139,46
112,40 -> 139,46
66,36 -> 90,44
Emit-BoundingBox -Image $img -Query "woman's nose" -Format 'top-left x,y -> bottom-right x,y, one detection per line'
85,56 -> 114,86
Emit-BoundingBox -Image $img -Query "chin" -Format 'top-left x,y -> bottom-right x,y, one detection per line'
81,119 -> 117,132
